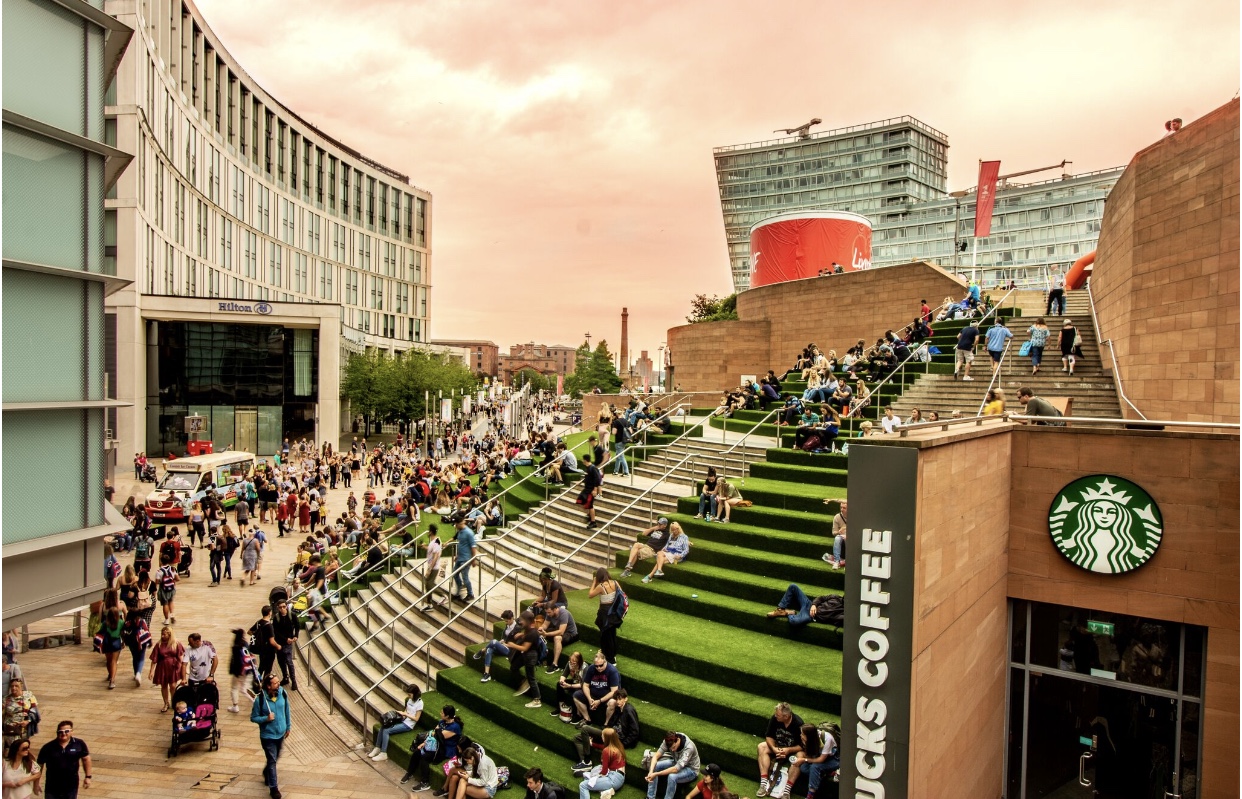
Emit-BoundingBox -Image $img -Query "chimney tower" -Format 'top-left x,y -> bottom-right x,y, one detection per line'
620,307 -> 629,377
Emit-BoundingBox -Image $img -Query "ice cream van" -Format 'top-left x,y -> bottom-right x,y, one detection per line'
144,451 -> 256,523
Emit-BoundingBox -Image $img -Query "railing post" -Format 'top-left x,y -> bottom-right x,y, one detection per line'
328,671 -> 335,715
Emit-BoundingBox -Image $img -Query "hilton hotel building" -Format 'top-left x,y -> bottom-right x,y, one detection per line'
106,0 -> 432,458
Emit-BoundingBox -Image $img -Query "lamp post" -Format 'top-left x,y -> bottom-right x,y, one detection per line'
658,344 -> 666,390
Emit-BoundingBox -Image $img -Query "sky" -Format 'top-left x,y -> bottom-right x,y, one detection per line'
196,0 -> 1238,365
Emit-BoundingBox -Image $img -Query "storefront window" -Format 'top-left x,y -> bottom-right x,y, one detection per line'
1030,603 -> 1179,692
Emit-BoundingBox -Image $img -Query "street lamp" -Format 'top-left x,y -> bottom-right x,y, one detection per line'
658,344 -> 665,390
584,332 -> 591,349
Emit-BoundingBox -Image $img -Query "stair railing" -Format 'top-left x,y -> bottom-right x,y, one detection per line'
1085,281 -> 1147,420
975,338 -> 1014,416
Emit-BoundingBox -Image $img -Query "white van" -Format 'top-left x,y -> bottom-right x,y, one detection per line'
144,451 -> 256,523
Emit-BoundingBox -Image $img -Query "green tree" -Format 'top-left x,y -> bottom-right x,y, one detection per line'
515,368 -> 554,393
565,341 -> 622,397
342,348 -> 480,426
686,292 -> 738,323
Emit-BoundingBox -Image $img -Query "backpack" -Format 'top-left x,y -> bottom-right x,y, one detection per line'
606,585 -> 630,627
135,538 -> 153,560
800,434 -> 823,452
106,558 -> 121,581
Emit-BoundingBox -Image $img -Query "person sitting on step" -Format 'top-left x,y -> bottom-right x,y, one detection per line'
619,518 -> 671,579
754,703 -> 805,798
642,522 -> 689,583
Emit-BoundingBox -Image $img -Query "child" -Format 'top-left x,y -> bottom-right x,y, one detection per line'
173,701 -> 195,733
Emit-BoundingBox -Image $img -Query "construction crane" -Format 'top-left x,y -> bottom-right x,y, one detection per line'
773,118 -> 822,140
997,159 -> 1072,187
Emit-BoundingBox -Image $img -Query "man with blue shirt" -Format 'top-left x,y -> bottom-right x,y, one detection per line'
985,317 -> 1014,374
452,515 -> 477,602
251,673 -> 292,799
573,650 -> 621,733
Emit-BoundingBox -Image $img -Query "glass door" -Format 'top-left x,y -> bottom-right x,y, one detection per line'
235,408 -> 258,454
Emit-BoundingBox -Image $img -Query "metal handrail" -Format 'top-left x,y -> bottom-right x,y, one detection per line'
976,339 -> 1013,416
347,405 -> 785,726
897,414 -> 1014,436
1006,414 -> 1240,431
285,515 -> 421,607
1085,282 -> 1148,420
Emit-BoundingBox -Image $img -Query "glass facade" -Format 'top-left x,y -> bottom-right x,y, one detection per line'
714,116 -> 950,291
149,322 -> 318,456
871,168 -> 1122,280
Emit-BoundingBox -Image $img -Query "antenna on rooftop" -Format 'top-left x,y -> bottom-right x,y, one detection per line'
774,118 -> 822,140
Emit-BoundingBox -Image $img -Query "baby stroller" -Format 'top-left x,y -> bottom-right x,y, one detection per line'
168,681 -> 221,757
140,463 -> 158,482
177,546 -> 194,578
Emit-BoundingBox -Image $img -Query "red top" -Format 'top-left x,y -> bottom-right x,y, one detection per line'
600,748 -> 626,776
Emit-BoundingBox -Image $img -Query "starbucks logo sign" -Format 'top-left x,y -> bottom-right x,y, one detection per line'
1049,476 -> 1163,574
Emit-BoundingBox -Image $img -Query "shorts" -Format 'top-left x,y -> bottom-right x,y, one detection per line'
955,349 -> 974,367
157,587 -> 176,604
633,544 -> 655,561
575,490 -> 595,510
988,349 -> 1003,363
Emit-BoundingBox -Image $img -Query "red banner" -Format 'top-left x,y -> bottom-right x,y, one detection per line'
556,375 -> 564,396
974,161 -> 1001,239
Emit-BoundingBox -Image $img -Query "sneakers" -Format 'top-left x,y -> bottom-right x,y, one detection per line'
962,375 -> 974,381
653,570 -> 664,577
480,674 -> 492,683
472,650 -> 483,661
434,789 -> 449,797
619,568 -> 632,579
757,781 -> 771,797
573,761 -> 592,772
524,699 -> 542,708
513,681 -> 530,696
822,553 -> 835,564
719,518 -> 730,524
134,673 -> 142,686
693,513 -> 702,519
373,752 -> 388,762
641,575 -> 651,583
228,705 -> 240,713
545,666 -> 560,675
767,608 -> 792,618
410,782 -> 430,791
600,790 -> 615,799
368,747 -> 382,758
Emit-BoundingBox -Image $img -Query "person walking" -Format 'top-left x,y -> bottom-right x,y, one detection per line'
250,673 -> 291,799
984,318 -> 1013,373
35,720 -> 92,799
954,319 -> 979,381
1057,320 -> 1078,375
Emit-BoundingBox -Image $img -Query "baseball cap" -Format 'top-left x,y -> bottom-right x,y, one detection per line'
657,517 -> 669,527
701,764 -> 721,778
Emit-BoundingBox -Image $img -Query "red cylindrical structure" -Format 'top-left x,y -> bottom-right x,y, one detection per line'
748,211 -> 873,288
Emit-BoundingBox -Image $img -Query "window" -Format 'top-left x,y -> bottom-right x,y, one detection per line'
185,254 -> 196,294
392,190 -> 402,239
294,252 -> 308,294
277,120 -> 286,182
227,75 -> 236,144
403,193 -> 413,239
165,242 -> 176,294
219,219 -> 233,271
316,149 -> 325,205
239,88 -> 248,155
209,148 -> 221,204
416,198 -> 427,246
155,158 -> 164,229
303,140 -> 312,200
379,183 -> 389,233
268,241 -> 282,286
341,165 -> 351,217
289,131 -> 298,190
353,170 -> 363,224
174,182 -> 185,243
197,200 -> 209,257
367,177 -> 376,227
328,157 -> 337,211
264,108 -> 274,174
243,230 -> 257,279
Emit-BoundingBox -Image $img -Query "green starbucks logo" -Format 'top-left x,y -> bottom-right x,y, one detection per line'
1048,476 -> 1163,574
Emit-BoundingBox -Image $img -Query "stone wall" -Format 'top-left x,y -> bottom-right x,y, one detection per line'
1092,99 -> 1240,422
907,431 -> 1012,797
667,262 -> 966,392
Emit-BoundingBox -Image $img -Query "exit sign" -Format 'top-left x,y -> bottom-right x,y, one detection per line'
1087,620 -> 1115,636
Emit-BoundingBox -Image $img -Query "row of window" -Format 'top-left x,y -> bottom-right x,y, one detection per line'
717,143 -> 947,184
873,241 -> 1089,265
715,128 -> 947,167
141,222 -> 430,319
139,2 -> 428,248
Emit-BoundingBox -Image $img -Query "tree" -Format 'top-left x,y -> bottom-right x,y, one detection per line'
515,368 -> 554,393
564,341 -> 622,397
341,348 -> 480,427
686,293 -> 738,323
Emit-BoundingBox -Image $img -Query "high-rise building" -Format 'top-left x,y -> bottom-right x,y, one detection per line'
106,0 -> 433,458
3,0 -> 134,626
871,167 -> 1122,281
714,116 -> 950,292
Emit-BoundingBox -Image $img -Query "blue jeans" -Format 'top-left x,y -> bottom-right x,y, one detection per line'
261,735 -> 285,788
509,458 -> 532,469
807,760 -> 839,793
697,494 -> 717,517
375,721 -> 412,752
453,561 -> 472,596
612,442 -> 629,475
482,640 -> 510,668
777,584 -> 814,628
129,643 -> 147,675
646,761 -> 697,799
579,768 -> 625,799
833,536 -> 846,564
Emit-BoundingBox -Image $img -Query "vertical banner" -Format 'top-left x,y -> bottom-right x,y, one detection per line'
556,375 -> 564,397
440,399 -> 453,423
974,160 -> 1001,239
462,395 -> 472,416
841,444 -> 918,799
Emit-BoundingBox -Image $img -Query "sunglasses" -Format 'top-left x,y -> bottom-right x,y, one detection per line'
57,729 -> 72,735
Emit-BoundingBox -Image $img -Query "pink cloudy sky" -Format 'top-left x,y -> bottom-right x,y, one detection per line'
196,0 -> 1237,365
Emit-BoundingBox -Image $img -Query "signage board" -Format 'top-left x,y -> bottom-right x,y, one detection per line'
840,444 -> 918,799
1086,620 -> 1115,637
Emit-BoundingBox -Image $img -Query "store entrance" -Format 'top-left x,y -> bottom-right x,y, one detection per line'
235,409 -> 258,454
1024,673 -> 1177,798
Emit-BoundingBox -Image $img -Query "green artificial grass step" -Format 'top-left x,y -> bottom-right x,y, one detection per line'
744,462 -> 847,488
561,591 -> 839,712
673,499 -> 838,533
664,516 -> 835,563
760,449 -> 849,469
685,477 -> 844,514
615,539 -> 829,591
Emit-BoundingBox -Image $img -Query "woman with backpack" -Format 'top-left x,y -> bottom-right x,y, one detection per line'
588,567 -> 621,666
782,723 -> 840,799
226,628 -> 251,714
208,535 -> 226,587
221,524 -> 240,581
121,608 -> 152,688
156,552 -> 179,626
96,591 -> 124,689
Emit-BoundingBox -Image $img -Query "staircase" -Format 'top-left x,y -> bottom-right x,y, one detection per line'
889,290 -> 1122,419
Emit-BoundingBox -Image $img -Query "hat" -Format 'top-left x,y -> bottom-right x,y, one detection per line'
701,764 -> 722,778
657,517 -> 669,527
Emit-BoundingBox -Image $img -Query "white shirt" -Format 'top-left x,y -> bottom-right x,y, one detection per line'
183,642 -> 216,681
881,415 -> 900,434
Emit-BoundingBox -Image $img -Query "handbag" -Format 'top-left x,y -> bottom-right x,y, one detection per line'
379,710 -> 403,728
26,706 -> 39,736
1019,341 -> 1032,357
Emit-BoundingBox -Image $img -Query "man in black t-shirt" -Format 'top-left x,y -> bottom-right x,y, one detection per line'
271,601 -> 298,690
610,414 -> 632,477
575,455 -> 603,529
37,720 -> 92,797
954,320 -> 980,381
619,518 -> 670,578
756,702 -> 804,797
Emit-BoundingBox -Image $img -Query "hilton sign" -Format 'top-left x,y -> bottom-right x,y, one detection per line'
217,301 -> 273,315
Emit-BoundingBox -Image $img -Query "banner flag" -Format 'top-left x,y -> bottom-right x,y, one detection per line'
974,161 -> 1001,239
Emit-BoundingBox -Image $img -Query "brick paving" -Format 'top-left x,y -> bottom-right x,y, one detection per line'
20,446 -> 410,798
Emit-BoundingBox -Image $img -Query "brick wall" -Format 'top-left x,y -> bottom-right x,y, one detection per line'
1092,99 -> 1240,422
907,432 -> 1012,797
1008,427 -> 1239,798
667,262 -> 966,392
